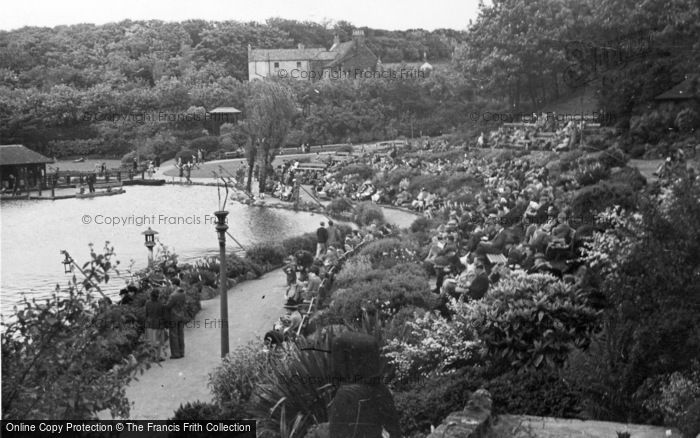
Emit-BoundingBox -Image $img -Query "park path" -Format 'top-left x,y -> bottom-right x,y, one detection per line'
98,268 -> 287,420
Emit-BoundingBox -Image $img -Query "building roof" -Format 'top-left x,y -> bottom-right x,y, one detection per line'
325,40 -> 377,69
209,107 -> 242,114
655,74 -> 700,100
249,48 -> 334,62
0,144 -> 52,166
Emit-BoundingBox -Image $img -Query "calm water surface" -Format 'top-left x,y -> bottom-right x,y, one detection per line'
0,185 -> 323,316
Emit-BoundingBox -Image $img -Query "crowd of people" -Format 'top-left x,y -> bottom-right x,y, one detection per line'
265,219 -> 394,347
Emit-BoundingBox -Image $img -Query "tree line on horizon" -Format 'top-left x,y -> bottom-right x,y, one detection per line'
0,0 -> 697,159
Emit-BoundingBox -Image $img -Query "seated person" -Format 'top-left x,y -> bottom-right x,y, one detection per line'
275,304 -> 304,337
466,261 -> 490,300
284,283 -> 304,306
283,256 -> 297,287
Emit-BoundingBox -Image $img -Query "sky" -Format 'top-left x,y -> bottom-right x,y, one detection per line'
1,0 -> 482,31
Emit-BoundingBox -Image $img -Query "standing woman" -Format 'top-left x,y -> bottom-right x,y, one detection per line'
145,288 -> 167,361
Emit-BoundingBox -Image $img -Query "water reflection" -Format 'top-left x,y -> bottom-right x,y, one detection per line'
0,185 -> 321,315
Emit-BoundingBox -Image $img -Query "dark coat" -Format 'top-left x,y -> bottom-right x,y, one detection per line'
166,289 -> 188,323
145,300 -> 167,329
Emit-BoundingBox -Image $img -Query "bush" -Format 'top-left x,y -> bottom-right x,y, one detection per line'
189,136 -> 220,155
358,238 -> 420,269
335,163 -> 375,181
326,197 -> 354,217
679,399 -> 700,438
559,150 -> 585,172
575,161 -> 611,186
572,178 -> 700,423
486,368 -> 583,418
570,181 -> 638,225
599,146 -> 629,169
280,232 -> 317,255
328,263 -> 436,325
393,369 -> 482,438
409,216 -> 432,234
170,401 -> 226,421
675,108 -> 700,133
608,166 -> 647,191
467,271 -> 600,371
629,108 -> 676,143
209,341 -> 275,412
245,243 -> 286,269
353,202 -> 385,226
335,255 -> 373,288
642,365 -> 700,427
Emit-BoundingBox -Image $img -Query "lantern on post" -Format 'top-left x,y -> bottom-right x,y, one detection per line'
142,227 -> 158,265
61,250 -> 73,274
214,210 -> 230,357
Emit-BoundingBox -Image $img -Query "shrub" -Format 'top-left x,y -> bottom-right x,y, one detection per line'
608,166 -> 647,191
358,238 -> 420,269
329,263 -> 436,325
467,271 -> 600,371
675,107 -> 700,133
572,178 -> 700,423
1,246 -> 151,419
679,399 -> 700,438
281,232 -> 317,255
599,146 -> 629,169
326,197 -> 354,217
335,163 -> 375,181
209,341 -> 275,412
409,216 -> 432,234
248,333 -> 338,437
383,304 -> 480,384
575,161 -> 611,186
486,368 -> 583,418
353,202 -> 385,226
335,255 -> 373,288
245,243 -> 286,269
170,401 -> 226,421
189,136 -> 220,154
393,369 -> 483,438
559,150 -> 585,172
642,365 -> 700,427
629,108 -> 676,143
570,181 -> 638,225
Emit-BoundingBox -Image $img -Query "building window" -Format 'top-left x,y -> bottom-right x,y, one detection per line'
297,61 -> 302,68
274,62 -> 279,68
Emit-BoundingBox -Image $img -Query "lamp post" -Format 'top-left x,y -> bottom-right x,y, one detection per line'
214,210 -> 230,357
142,227 -> 158,265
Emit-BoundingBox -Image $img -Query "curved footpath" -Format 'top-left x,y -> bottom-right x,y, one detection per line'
97,196 -> 418,420
98,268 -> 287,420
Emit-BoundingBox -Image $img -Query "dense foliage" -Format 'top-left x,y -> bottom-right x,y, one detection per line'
1,245 -> 151,419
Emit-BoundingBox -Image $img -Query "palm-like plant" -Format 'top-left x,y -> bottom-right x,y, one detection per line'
249,331 -> 339,437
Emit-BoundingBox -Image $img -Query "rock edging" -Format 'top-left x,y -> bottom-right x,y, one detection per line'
427,389 -> 493,438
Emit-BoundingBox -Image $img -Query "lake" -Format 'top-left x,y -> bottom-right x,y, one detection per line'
0,185 -> 324,316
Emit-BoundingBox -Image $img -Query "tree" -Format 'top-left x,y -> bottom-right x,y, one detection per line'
1,244 -> 152,419
242,80 -> 297,193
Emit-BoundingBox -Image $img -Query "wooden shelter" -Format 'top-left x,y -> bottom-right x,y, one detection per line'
0,144 -> 52,193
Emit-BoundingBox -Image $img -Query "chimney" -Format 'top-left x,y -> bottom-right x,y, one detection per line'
352,29 -> 365,46
298,43 -> 305,50
331,34 -> 340,50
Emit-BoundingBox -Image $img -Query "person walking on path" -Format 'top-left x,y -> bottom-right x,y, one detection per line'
166,279 -> 187,359
145,288 -> 168,361
316,221 -> 329,258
